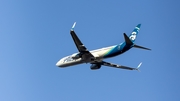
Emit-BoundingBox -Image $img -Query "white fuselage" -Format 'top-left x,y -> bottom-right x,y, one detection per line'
56,45 -> 117,67
55,23 -> 149,70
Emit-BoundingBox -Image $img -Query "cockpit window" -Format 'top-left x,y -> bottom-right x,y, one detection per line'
63,56 -> 74,63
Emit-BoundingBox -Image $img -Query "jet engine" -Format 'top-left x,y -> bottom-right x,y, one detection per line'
90,64 -> 101,70
71,53 -> 81,59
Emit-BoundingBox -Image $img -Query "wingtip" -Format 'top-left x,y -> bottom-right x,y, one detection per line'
71,22 -> 76,31
135,62 -> 142,72
137,62 -> 142,68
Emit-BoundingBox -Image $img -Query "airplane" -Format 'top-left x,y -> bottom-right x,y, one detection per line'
56,22 -> 151,71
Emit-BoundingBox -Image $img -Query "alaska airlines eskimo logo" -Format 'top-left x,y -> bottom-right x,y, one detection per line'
130,32 -> 137,40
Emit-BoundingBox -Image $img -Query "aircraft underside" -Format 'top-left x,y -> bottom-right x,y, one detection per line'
56,22 -> 151,71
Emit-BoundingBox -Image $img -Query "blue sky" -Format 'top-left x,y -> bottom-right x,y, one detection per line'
0,0 -> 180,101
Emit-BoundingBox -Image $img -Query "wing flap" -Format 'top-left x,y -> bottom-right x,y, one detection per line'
101,61 -> 141,71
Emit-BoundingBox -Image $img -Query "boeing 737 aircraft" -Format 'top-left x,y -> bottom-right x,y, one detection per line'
56,22 -> 151,71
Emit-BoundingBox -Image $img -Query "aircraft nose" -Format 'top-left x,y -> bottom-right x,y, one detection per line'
56,60 -> 61,67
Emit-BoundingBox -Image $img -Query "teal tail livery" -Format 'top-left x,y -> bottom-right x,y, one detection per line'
129,24 -> 141,43
124,24 -> 151,50
56,22 -> 151,71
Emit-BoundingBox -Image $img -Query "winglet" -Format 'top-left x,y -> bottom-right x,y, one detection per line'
135,62 -> 142,72
71,22 -> 76,31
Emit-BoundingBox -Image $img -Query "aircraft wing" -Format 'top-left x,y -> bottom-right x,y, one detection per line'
70,22 -> 94,60
101,61 -> 142,71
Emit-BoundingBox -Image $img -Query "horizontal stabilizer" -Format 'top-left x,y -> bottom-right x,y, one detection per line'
123,33 -> 133,45
133,44 -> 151,50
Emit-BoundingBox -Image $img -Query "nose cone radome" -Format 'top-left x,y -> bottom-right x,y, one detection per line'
56,60 -> 61,67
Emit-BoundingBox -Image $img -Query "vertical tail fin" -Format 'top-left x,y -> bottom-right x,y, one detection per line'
123,33 -> 133,45
123,24 -> 151,50
129,24 -> 141,43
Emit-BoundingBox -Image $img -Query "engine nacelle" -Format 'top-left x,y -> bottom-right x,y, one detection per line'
90,64 -> 101,70
71,53 -> 80,59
